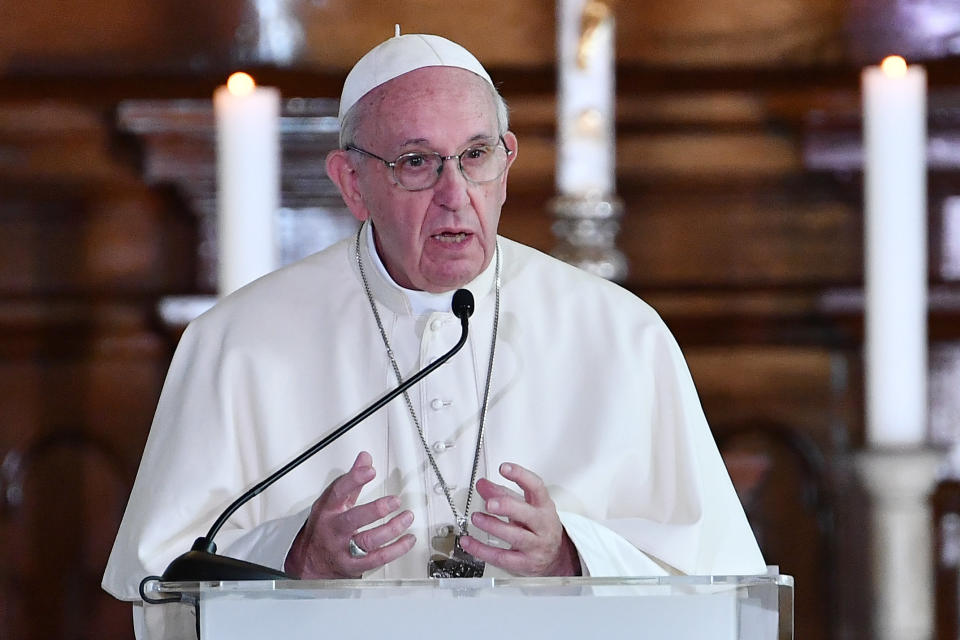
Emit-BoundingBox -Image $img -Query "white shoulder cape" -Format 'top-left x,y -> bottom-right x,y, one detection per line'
104,232 -> 766,604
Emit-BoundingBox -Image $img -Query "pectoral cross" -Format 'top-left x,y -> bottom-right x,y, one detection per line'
428,536 -> 485,578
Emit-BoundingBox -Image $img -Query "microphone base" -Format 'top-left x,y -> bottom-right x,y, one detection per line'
160,550 -> 290,582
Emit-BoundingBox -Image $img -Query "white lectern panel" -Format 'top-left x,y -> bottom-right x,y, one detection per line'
145,571 -> 792,640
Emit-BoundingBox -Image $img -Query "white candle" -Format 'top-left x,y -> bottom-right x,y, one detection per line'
556,0 -> 615,197
214,72 -> 280,296
862,56 -> 928,447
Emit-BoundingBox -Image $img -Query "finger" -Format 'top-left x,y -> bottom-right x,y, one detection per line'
326,452 -> 377,507
470,511 -> 535,549
353,450 -> 373,468
337,495 -> 402,534
351,509 -> 414,551
475,477 -> 523,502
351,533 -> 416,572
457,535 -> 526,573
482,493 -> 542,531
460,530 -> 567,577
499,462 -> 551,507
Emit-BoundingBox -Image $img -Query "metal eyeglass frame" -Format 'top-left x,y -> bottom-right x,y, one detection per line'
344,136 -> 513,191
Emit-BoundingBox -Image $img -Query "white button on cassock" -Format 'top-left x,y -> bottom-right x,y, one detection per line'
432,440 -> 454,452
430,318 -> 444,332
430,398 -> 449,410
433,482 -> 457,494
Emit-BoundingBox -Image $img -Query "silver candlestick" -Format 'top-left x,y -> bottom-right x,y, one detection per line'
550,193 -> 627,282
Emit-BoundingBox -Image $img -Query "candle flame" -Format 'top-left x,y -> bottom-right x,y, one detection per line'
227,72 -> 256,97
880,55 -> 908,78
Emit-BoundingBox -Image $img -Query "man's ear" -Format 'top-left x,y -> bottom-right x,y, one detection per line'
326,150 -> 369,221
503,131 -> 519,171
496,131 -> 519,205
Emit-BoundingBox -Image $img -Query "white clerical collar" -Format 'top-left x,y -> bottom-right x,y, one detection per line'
360,221 -> 496,316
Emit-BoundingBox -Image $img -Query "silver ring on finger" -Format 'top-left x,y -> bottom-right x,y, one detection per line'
348,538 -> 368,558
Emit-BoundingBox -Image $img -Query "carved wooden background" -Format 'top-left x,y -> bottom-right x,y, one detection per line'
1,2 -> 959,639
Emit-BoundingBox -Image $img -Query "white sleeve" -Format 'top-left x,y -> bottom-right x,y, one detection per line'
556,314 -> 766,578
136,600 -> 196,640
103,314 -> 317,602
217,505 -> 312,571
559,511 -> 673,577
127,507 -> 311,640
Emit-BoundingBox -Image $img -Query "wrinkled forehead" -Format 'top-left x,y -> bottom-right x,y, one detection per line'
355,67 -> 500,145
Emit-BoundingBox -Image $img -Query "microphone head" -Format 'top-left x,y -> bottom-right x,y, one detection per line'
452,289 -> 475,319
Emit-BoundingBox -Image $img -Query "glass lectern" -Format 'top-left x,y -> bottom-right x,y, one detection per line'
141,567 -> 793,639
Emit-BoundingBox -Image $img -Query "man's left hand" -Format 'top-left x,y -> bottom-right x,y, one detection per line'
459,462 -> 582,577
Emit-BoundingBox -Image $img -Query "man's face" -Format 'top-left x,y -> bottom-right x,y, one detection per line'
341,67 -> 517,292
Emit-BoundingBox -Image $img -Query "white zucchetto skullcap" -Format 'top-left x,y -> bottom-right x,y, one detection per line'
338,32 -> 494,124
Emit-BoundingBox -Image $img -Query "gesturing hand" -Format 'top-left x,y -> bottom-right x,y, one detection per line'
459,462 -> 581,577
284,451 -> 415,578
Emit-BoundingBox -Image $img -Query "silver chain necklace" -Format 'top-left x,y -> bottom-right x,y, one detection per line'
354,225 -> 500,577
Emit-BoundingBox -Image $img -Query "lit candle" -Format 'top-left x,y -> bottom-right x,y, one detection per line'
214,71 -> 280,296
862,56 -> 928,447
556,0 -> 615,197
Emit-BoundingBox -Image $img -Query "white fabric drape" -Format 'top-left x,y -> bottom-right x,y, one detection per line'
104,226 -> 765,610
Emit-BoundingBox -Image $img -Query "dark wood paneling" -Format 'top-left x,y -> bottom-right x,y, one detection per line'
0,192 -> 195,295
934,480 -> 960,640
0,0 -> 850,72
0,2 -> 958,639
0,307 -> 168,640
1,435 -> 139,640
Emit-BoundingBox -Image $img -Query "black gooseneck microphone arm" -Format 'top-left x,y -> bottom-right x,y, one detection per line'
147,289 -> 475,588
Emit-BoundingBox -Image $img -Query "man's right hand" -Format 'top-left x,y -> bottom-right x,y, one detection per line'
283,451 -> 415,578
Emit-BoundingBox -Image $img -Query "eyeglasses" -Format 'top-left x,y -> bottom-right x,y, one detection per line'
345,137 -> 513,191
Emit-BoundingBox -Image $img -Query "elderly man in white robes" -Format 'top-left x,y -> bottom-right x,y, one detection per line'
103,31 -> 766,626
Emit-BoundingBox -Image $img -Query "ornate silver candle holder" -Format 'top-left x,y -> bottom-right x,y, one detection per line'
550,193 -> 627,282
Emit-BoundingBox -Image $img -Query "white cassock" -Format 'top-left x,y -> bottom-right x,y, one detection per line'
103,222 -> 765,631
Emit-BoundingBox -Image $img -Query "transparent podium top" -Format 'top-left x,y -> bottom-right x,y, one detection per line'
143,569 -> 793,640
152,569 -> 793,598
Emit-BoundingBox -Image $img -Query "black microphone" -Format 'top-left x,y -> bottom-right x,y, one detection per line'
146,289 -> 476,589
452,288 -> 474,320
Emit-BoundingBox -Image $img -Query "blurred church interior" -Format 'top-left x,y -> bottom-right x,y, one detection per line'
1,1 -> 960,638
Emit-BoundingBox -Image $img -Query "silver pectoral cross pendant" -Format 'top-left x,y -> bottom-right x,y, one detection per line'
427,536 -> 486,578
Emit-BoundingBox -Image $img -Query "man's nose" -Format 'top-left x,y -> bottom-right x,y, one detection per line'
432,156 -> 469,209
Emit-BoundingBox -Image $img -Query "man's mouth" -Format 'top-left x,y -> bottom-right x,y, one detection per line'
432,231 -> 469,243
